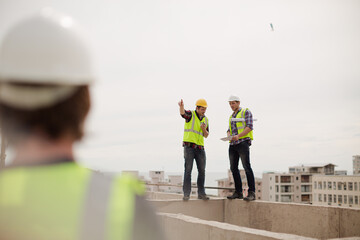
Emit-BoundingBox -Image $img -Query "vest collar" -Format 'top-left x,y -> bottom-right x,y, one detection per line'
194,110 -> 205,121
232,107 -> 242,117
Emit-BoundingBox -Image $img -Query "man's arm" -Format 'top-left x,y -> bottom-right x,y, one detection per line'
201,123 -> 209,138
231,127 -> 252,141
179,99 -> 192,122
178,99 -> 185,115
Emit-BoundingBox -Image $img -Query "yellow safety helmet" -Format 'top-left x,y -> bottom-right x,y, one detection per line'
195,98 -> 207,108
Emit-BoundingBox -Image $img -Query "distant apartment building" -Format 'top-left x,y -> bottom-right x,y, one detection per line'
312,175 -> 360,208
262,163 -> 353,205
353,155 -> 360,175
288,163 -> 336,175
335,170 -> 348,175
216,169 -> 262,199
160,175 -> 183,194
262,172 -> 312,203
145,171 -> 185,194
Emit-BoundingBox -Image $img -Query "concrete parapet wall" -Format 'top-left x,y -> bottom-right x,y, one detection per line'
157,212 -> 317,240
225,200 -> 360,239
148,193 -> 360,239
147,192 -> 184,200
151,198 -> 224,222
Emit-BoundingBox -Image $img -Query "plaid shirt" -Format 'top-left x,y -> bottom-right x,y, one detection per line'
181,110 -> 209,149
228,107 -> 253,146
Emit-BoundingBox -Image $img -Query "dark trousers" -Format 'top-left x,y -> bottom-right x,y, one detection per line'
183,146 -> 206,196
229,141 -> 255,193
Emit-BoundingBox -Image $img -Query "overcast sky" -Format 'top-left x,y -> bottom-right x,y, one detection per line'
1,0 -> 359,175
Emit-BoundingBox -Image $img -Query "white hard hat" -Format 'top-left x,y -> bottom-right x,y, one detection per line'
228,95 -> 240,102
0,9 -> 95,109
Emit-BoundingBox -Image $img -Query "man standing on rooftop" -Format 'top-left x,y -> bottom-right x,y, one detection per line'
178,98 -> 209,201
226,95 -> 256,201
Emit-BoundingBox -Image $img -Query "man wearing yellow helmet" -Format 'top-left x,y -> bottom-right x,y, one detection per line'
178,98 -> 209,201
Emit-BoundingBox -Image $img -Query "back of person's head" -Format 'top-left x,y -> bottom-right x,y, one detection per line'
0,9 -> 95,143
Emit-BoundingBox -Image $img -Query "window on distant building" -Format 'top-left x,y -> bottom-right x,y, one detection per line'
301,175 -> 310,183
314,181 -> 317,189
281,185 -> 292,193
355,196 -> 359,205
328,182 -> 332,190
355,182 -> 358,191
281,176 -> 291,183
349,195 -> 353,205
324,194 -> 327,202
301,185 -> 310,192
338,182 -> 342,190
275,195 -> 279,202
328,194 -> 332,203
333,182 -> 336,190
319,182 -> 322,189
275,176 -> 278,183
334,195 -> 337,203
344,183 -> 347,191
338,195 -> 342,204
344,195 -> 347,204
276,185 -> 279,193
281,195 -> 292,202
349,182 -> 353,191
301,195 -> 310,202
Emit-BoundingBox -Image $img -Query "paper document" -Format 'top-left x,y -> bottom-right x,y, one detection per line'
220,136 -> 233,141
231,118 -> 258,122
231,118 -> 245,122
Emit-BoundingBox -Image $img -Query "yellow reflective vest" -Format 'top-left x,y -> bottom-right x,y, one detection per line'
0,162 -> 145,240
183,111 -> 208,146
229,108 -> 253,141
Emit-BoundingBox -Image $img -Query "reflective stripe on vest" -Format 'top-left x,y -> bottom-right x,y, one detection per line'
183,111 -> 208,146
229,108 -> 253,140
80,173 -> 114,240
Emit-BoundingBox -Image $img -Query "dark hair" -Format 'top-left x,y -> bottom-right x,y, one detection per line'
0,85 -> 90,143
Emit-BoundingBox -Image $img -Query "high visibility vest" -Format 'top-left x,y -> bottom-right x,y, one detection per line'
0,162 -> 145,240
229,108 -> 253,141
183,111 -> 208,146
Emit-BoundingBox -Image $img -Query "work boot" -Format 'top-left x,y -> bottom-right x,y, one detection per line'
244,191 -> 256,201
227,192 -> 243,200
183,195 -> 190,201
198,194 -> 210,200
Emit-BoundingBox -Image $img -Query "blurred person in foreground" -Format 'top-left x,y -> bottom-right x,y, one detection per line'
0,9 -> 164,240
